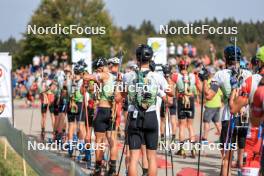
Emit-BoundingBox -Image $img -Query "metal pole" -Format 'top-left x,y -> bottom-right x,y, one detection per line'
11,70 -> 15,127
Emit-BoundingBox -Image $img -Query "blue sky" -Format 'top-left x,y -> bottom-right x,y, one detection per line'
0,0 -> 263,40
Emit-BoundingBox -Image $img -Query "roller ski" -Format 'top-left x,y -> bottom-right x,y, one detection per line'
82,149 -> 93,169
55,132 -> 63,145
76,142 -> 85,162
106,160 -> 117,176
190,146 -> 197,158
175,145 -> 187,159
67,142 -> 74,158
93,162 -> 103,176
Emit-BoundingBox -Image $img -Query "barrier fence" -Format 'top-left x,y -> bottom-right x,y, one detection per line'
0,118 -> 86,176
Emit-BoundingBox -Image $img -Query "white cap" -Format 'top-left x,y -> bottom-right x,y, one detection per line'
108,57 -> 120,64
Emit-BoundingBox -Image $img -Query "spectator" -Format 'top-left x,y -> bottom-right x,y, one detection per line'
202,67 -> 222,142
168,42 -> 176,57
177,44 -> 183,57
32,55 -> 40,72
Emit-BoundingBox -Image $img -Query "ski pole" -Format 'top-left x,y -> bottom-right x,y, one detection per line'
197,74 -> 205,176
167,103 -> 175,176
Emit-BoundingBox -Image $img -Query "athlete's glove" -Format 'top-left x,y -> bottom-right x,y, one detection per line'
198,67 -> 209,81
149,60 -> 156,72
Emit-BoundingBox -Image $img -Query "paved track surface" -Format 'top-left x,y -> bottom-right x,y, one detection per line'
14,99 -> 237,176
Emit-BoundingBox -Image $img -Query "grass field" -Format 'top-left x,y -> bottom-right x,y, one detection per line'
0,138 -> 37,176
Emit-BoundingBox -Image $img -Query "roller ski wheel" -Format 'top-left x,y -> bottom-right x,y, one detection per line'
175,148 -> 186,158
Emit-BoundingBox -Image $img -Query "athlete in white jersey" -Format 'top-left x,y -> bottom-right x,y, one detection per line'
198,45 -> 252,176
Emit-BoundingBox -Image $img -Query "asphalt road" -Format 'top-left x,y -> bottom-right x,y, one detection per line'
14,99 -> 237,176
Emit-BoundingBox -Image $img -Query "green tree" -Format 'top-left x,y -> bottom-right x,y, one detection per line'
138,20 -> 156,36
18,0 -> 116,66
0,37 -> 20,54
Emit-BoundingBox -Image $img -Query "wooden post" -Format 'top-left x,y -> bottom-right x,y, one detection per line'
4,138 -> 7,160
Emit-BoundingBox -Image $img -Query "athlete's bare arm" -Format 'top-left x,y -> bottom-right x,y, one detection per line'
196,80 -> 217,100
165,77 -> 174,97
204,83 -> 217,100
84,72 -> 108,83
229,89 -> 248,113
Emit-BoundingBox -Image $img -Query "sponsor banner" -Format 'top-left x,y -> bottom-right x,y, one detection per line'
71,38 -> 92,73
147,37 -> 167,69
0,53 -> 12,119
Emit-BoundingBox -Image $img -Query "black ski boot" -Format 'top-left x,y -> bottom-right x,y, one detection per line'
41,128 -> 45,141
175,142 -> 186,158
142,168 -> 148,176
190,142 -> 197,158
160,134 -> 165,142
107,160 -> 117,176
94,161 -> 102,176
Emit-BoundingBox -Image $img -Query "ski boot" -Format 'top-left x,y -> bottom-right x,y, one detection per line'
41,128 -> 45,141
53,130 -> 58,141
201,138 -> 208,145
47,137 -> 53,144
76,142 -> 85,162
237,169 -> 242,176
190,142 -> 197,158
67,142 -> 74,158
56,133 -> 63,145
191,147 -> 197,158
62,129 -> 66,143
107,160 -> 117,176
175,143 -> 186,158
142,168 -> 148,176
83,149 -> 93,169
160,134 -> 165,142
171,138 -> 178,144
73,134 -> 78,143
94,161 -> 102,176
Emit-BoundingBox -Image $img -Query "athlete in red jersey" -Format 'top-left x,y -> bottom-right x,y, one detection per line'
230,46 -> 264,175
